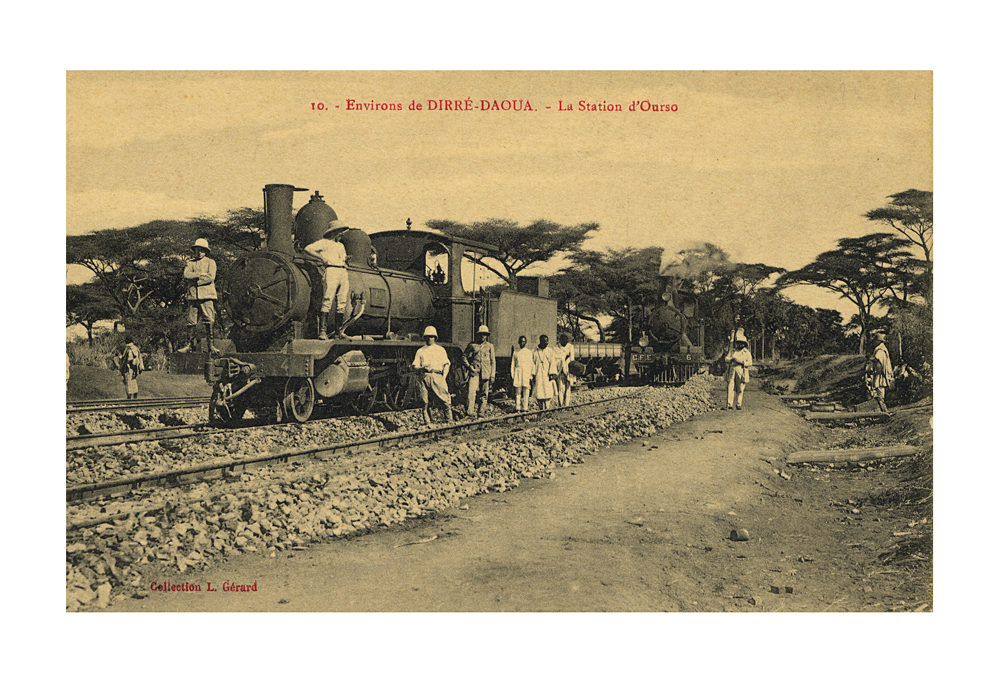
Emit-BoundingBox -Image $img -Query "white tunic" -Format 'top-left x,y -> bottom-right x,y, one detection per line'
511,347 -> 534,387
533,346 -> 558,400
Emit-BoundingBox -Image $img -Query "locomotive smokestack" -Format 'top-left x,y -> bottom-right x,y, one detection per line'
263,184 -> 307,255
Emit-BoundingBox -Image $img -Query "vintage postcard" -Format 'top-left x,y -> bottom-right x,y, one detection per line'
66,71 -> 933,621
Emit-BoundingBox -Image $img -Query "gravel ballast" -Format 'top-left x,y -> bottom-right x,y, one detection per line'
66,376 -> 716,610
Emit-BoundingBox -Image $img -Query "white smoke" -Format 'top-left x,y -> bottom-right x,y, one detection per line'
659,241 -> 735,280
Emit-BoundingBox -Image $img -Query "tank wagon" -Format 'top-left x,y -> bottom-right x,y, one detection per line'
169,183 -> 556,424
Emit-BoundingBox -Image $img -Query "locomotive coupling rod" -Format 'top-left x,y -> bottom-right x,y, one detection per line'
224,377 -> 262,402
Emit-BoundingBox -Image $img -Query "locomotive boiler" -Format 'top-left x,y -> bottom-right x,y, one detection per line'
169,183 -> 556,424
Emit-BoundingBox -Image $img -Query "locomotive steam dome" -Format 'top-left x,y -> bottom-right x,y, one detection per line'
295,191 -> 339,249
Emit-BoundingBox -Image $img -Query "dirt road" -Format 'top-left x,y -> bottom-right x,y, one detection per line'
110,381 -> 931,612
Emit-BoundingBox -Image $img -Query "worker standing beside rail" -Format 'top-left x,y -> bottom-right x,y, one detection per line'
305,221 -> 351,340
724,329 -> 752,410
464,325 -> 496,418
533,334 -> 558,410
511,335 -> 534,412
413,326 -> 454,426
119,335 -> 144,400
555,333 -> 576,408
869,331 -> 894,412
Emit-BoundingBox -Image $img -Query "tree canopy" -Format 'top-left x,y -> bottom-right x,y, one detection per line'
777,232 -> 914,352
425,218 -> 599,290
66,209 -> 266,347
864,189 -> 933,262
66,282 -> 119,345
550,246 -> 663,341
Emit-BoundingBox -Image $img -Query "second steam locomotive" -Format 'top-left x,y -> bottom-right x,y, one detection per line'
169,183 -> 706,424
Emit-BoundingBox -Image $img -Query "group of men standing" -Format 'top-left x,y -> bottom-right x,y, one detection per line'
410,325 -> 578,427
469,328 -> 576,415
511,333 -> 575,412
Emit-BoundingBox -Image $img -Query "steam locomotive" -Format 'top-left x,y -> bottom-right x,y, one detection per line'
168,183 -> 705,425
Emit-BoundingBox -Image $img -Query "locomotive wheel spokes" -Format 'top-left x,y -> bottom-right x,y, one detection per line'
384,378 -> 407,411
209,382 -> 246,426
283,377 -> 315,423
352,385 -> 377,415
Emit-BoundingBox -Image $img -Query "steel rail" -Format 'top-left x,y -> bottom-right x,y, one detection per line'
67,396 -> 211,413
66,387 -> 649,504
66,424 -> 222,450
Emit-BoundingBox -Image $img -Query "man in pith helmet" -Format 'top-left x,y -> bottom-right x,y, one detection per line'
724,328 -> 753,410
181,238 -> 217,353
412,326 -> 454,426
305,221 -> 351,339
464,324 -> 496,418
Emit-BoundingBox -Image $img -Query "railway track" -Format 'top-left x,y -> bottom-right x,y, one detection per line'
67,396 -> 210,413
66,388 -> 648,504
66,424 -> 222,450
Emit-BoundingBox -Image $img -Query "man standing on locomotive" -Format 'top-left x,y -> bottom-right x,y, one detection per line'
463,324 -> 496,418
413,326 -> 454,426
305,221 -> 351,340
181,238 -> 217,353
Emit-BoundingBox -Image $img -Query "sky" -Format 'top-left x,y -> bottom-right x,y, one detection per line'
66,71 -> 932,321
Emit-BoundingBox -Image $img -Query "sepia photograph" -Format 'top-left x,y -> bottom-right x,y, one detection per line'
64,70 -> 936,618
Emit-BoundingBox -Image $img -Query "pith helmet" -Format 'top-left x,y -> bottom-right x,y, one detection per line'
477,325 -> 490,335
423,326 -> 438,338
324,220 -> 350,239
733,329 -> 748,344
872,331 -> 886,343
192,238 -> 211,253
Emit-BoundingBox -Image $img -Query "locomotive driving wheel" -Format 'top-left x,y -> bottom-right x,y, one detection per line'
282,377 -> 315,423
351,385 -> 377,415
209,381 -> 246,427
384,377 -> 409,411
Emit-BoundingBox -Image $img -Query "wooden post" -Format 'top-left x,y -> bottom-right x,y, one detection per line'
786,445 -> 921,465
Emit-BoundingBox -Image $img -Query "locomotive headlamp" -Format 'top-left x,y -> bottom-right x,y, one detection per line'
638,332 -> 649,348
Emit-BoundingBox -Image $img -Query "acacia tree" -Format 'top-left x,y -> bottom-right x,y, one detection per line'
549,246 -> 664,342
66,209 -> 266,347
865,189 -> 933,262
777,232 -> 913,353
425,218 -> 599,291
66,282 -> 119,346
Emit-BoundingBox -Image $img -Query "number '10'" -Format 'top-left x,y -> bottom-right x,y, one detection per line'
311,103 -> 325,110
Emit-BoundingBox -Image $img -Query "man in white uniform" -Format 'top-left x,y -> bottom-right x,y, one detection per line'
510,335 -> 534,412
533,334 -> 558,410
305,221 -> 351,339
556,333 -> 576,408
724,328 -> 753,410
412,326 -> 454,426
